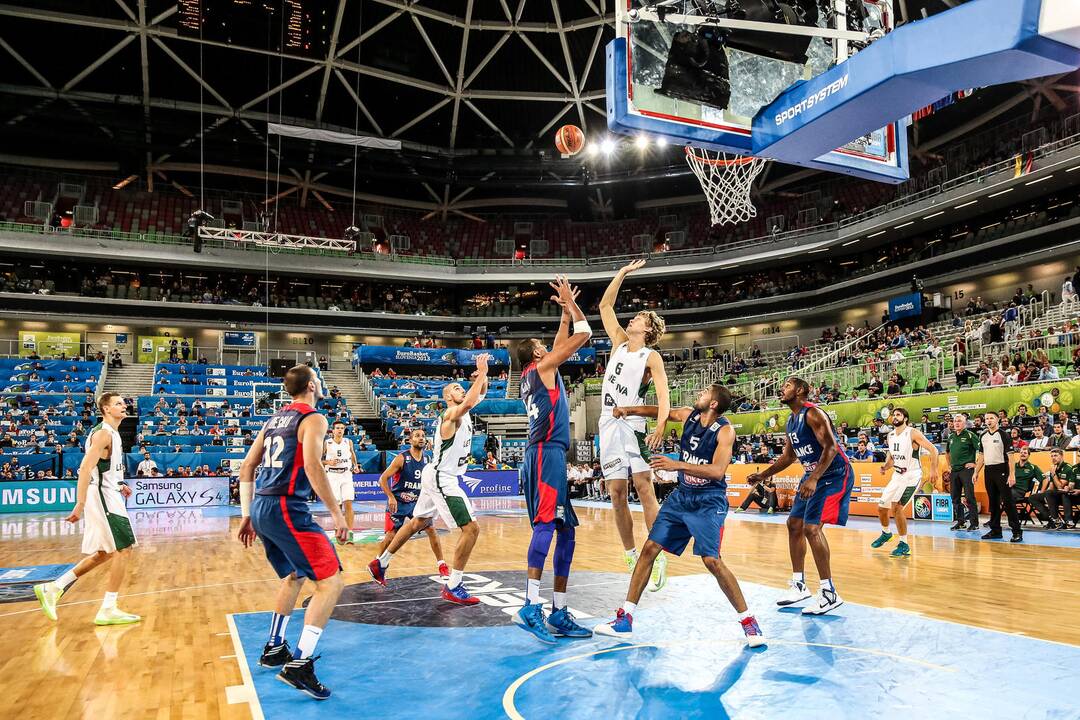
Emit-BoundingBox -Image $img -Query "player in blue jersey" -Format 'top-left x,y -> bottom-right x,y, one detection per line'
511,276 -> 595,643
748,376 -> 854,616
594,384 -> 765,647
375,427 -> 449,579
236,365 -> 349,700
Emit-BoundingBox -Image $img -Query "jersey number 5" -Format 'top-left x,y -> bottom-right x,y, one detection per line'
263,436 -> 285,468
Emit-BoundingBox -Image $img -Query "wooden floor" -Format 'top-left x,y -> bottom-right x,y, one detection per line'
2,502 -> 1079,719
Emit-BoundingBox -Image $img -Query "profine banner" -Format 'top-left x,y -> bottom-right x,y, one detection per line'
352,470 -> 520,502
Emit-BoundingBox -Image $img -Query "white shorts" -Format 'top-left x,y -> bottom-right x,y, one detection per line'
412,465 -> 476,528
879,470 -> 922,507
327,471 -> 354,503
598,416 -> 651,480
82,483 -> 137,554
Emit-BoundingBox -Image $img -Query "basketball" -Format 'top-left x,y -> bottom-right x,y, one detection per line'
554,124 -> 585,156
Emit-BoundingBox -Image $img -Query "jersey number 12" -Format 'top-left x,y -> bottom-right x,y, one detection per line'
263,436 -> 285,468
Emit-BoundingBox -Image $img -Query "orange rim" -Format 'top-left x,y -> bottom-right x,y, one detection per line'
684,146 -> 760,166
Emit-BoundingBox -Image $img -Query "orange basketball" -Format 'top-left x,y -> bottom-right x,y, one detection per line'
554,125 -> 585,156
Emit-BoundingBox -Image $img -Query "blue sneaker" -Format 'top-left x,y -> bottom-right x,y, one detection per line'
441,583 -> 480,605
890,540 -> 911,558
870,531 -> 893,549
545,607 -> 592,638
593,608 -> 633,640
513,602 -> 557,644
740,615 -> 766,648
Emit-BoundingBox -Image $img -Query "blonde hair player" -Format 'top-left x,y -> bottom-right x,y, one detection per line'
598,258 -> 670,591
33,392 -> 141,626
323,420 -> 360,544
871,407 -> 939,557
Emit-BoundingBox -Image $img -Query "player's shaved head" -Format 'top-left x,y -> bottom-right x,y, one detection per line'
284,365 -> 316,397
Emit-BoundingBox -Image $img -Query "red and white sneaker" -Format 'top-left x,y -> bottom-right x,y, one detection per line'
437,561 -> 450,580
740,615 -> 766,648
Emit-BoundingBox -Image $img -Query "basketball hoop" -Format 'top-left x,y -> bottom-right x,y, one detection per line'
684,147 -> 769,226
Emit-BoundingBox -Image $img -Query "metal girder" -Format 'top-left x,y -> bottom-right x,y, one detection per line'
516,32 -> 573,93
391,97 -> 453,138
315,0 -> 350,124
463,99 -> 513,147
62,34 -> 137,92
333,69 -> 384,136
370,0 -> 612,32
0,35 -> 52,88
449,0 -> 475,149
550,0 -> 586,129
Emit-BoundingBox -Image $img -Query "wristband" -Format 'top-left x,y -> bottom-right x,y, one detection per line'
240,481 -> 253,518
572,320 -> 593,338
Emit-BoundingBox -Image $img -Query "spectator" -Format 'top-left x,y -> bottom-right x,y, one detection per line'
109,350 -> 123,368
1009,427 -> 1027,450
1050,423 -> 1069,450
851,440 -> 873,461
136,452 -> 157,477
1039,361 -> 1059,381
735,476 -> 777,514
1029,425 -> 1050,451
925,377 -> 943,393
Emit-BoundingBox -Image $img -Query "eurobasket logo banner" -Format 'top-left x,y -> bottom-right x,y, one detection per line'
889,292 -> 923,320
353,346 -> 511,367
18,331 -> 82,358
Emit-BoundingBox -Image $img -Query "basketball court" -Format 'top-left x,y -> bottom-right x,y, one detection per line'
2,500 -> 1079,718
3,1 -> 1080,718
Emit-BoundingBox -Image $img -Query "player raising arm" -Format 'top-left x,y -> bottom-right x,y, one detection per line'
598,258 -> 672,590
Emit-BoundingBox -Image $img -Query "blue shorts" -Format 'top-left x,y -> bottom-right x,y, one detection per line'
385,500 -> 417,532
789,463 -> 854,526
251,494 -> 342,581
648,488 -> 728,557
521,443 -> 578,527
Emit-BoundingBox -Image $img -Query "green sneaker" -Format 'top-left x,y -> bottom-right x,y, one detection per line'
870,531 -> 894,548
648,551 -> 668,592
733,508 -> 744,513
624,552 -> 637,573
34,582 -> 62,622
890,541 -> 911,558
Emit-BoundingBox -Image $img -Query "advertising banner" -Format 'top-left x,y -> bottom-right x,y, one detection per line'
126,476 -> 231,509
0,481 -> 78,513
354,346 -> 511,367
554,347 -> 596,365
137,336 -> 195,364
18,331 -> 82,358
351,470 -> 520,502
727,380 -> 1080,434
222,331 -> 257,348
889,292 -> 923,320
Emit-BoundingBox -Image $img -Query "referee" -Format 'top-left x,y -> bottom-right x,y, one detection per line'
974,412 -> 1021,542
945,413 -> 980,531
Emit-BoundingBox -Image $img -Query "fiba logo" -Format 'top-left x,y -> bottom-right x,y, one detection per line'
913,495 -> 932,520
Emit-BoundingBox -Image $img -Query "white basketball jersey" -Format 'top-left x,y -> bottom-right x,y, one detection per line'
433,410 -> 472,477
87,423 -> 125,491
324,437 -> 352,473
601,342 -> 654,432
887,426 -> 918,473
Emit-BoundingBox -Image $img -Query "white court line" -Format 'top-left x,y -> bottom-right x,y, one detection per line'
225,613 -> 265,720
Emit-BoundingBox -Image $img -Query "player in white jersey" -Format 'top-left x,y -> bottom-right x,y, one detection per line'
598,259 -> 671,590
33,392 -> 141,625
368,354 -> 490,605
871,407 -> 939,558
323,420 -> 359,543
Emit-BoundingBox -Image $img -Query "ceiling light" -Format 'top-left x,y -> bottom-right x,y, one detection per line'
656,136 -> 668,148
585,142 -> 599,157
894,221 -> 914,229
987,188 -> 1013,198
1025,175 -> 1053,186
842,239 -> 860,246
867,230 -> 886,238
922,211 -> 944,219
954,200 -> 978,209
635,136 -> 649,150
600,138 -> 616,155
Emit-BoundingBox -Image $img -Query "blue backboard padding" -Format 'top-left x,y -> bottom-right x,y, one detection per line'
752,0 -> 1080,161
606,38 -> 909,183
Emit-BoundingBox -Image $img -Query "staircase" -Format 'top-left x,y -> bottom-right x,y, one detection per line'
507,367 -> 521,399
103,363 -> 155,399
321,369 -> 376,418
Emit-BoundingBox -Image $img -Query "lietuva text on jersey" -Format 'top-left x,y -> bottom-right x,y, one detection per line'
256,402 -> 317,497
520,362 -> 570,450
677,411 -> 729,491
785,402 -> 849,476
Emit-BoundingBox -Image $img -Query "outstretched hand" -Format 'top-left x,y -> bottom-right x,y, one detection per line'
621,259 -> 647,275
549,275 -> 580,307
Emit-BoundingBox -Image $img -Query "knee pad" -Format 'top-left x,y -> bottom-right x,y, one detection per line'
553,524 -> 576,577
527,522 -> 555,570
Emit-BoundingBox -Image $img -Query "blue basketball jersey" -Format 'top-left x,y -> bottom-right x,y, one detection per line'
785,401 -> 850,476
520,362 -> 570,450
393,450 -> 428,503
255,402 -> 319,497
677,411 -> 730,492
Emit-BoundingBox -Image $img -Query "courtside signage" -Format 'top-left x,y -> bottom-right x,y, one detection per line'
0,481 -> 78,513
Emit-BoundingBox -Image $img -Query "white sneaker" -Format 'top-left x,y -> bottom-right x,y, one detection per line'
801,587 -> 844,616
775,580 -> 811,607
94,607 -> 142,626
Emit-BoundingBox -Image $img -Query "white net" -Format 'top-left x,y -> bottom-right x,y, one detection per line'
684,148 -> 769,226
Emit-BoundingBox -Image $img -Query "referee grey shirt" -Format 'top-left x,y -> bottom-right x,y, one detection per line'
978,428 -> 1011,466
